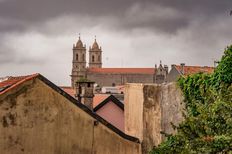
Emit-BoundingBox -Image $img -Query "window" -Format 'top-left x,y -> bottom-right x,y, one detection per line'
92,55 -> 95,62
76,54 -> 79,61
98,55 -> 100,61
82,54 -> 85,61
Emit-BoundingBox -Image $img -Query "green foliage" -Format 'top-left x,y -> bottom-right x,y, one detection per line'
151,45 -> 232,154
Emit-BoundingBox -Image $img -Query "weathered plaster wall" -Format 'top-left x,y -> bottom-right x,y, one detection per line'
160,83 -> 184,137
0,78 -> 141,154
125,83 -> 184,154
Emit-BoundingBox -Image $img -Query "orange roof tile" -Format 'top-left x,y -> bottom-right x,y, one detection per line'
88,68 -> 156,74
60,87 -> 110,108
175,65 -> 214,75
0,74 -> 39,95
93,94 -> 110,108
60,87 -> 75,97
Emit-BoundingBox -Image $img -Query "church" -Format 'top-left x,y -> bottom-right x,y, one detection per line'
71,36 -> 168,88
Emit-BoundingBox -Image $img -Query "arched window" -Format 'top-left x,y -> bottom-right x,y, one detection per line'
82,54 -> 85,61
92,55 -> 95,62
76,54 -> 78,61
98,55 -> 100,61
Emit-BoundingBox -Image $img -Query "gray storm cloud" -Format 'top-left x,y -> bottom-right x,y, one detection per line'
0,0 -> 232,85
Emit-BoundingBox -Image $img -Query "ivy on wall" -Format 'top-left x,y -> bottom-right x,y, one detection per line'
150,45 -> 232,154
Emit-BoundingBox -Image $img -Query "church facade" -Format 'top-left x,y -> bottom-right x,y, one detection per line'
71,37 -> 168,88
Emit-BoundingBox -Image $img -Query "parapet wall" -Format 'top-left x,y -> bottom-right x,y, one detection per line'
125,82 -> 184,154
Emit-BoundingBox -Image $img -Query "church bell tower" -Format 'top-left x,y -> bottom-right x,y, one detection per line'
89,37 -> 102,68
71,35 -> 87,88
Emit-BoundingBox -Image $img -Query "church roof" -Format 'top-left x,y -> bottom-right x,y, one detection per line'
76,37 -> 83,48
88,68 -> 156,74
174,65 -> 214,75
91,39 -> 100,50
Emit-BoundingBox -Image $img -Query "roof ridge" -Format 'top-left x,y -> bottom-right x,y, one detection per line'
0,73 -> 40,95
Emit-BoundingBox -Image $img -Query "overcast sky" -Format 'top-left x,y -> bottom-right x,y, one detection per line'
0,0 -> 232,86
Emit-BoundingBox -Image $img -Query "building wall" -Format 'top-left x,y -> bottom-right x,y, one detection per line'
166,68 -> 180,82
87,73 -> 154,86
124,84 -> 144,141
96,101 -> 124,132
125,83 -> 184,154
0,78 -> 141,154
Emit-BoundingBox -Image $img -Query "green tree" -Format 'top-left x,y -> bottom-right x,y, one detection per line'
151,45 -> 232,154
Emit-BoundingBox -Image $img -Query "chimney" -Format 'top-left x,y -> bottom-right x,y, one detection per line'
171,64 -> 175,69
75,79 -> 95,110
180,63 -> 185,74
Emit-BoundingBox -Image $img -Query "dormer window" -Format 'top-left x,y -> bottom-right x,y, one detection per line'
82,54 -> 85,61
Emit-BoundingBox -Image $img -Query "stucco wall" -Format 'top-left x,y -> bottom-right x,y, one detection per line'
125,84 -> 144,141
96,101 -> 124,132
0,78 -> 141,154
125,83 -> 184,154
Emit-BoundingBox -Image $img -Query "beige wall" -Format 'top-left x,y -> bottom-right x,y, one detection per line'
125,83 -> 184,154
125,84 -> 144,141
96,101 -> 124,132
0,78 -> 141,154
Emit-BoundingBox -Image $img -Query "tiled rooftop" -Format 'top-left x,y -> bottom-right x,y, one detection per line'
60,87 -> 110,108
175,65 -> 214,75
93,94 -> 110,108
60,86 -> 75,97
0,74 -> 39,95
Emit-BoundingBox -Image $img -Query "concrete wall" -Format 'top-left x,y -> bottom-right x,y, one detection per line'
0,78 -> 141,154
125,83 -> 184,154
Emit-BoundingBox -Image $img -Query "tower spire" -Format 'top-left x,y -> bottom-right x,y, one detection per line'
78,33 -> 81,40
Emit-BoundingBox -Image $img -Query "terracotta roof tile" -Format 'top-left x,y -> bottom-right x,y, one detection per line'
0,74 -> 39,95
60,87 -> 75,97
88,68 -> 156,74
93,94 -> 110,108
175,65 -> 214,75
60,88 -> 110,108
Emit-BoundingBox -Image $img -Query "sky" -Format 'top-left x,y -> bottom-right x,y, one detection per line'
0,0 -> 232,86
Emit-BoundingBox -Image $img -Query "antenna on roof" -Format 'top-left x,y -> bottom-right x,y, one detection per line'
212,58 -> 219,67
214,60 -> 219,67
